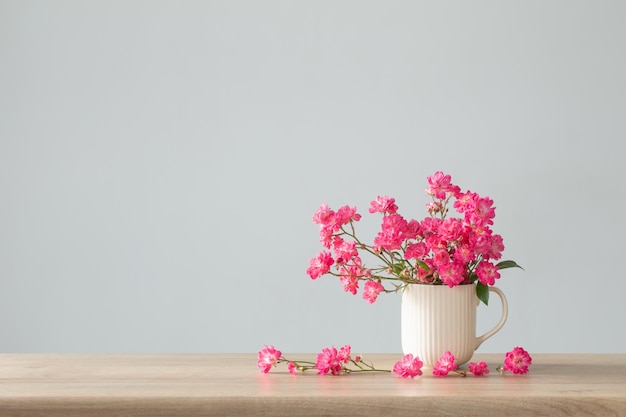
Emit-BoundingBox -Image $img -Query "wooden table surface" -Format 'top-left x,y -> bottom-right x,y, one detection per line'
1,353 -> 625,417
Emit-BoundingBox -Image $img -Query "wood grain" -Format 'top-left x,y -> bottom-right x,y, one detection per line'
1,354 -> 625,416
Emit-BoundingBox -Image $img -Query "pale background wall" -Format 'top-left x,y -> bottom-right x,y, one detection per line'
1,0 -> 625,354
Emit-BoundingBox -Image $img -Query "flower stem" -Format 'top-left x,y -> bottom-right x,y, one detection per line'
346,368 -> 391,373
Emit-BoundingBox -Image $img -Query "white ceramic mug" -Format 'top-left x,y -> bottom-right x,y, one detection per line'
401,283 -> 508,368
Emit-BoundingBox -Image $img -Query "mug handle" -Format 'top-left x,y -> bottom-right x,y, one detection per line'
475,287 -> 508,349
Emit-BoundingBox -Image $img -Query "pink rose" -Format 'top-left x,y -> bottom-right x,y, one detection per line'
288,362 -> 298,374
405,242 -> 428,259
433,351 -> 457,376
469,361 -> 490,376
369,195 -> 398,214
405,219 -> 423,240
452,244 -> 474,264
373,214 -> 409,251
362,280 -> 384,304
338,345 -> 352,363
421,217 -> 443,237
336,205 -> 361,226
393,354 -> 423,378
453,190 -> 478,214
426,171 -> 461,199
339,272 -> 360,295
316,346 -> 344,375
332,236 -> 358,265
476,261 -> 500,286
257,345 -> 282,373
503,347 -> 532,374
484,234 -> 505,260
312,203 -> 334,226
437,262 -> 465,288
438,218 -> 464,242
306,251 -> 334,280
470,196 -> 496,226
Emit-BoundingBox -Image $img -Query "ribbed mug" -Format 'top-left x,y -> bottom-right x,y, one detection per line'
401,283 -> 508,368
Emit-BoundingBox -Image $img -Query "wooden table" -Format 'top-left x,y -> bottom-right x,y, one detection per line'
1,353 -> 625,416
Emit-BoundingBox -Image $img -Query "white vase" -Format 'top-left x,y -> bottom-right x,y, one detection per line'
400,283 -> 508,368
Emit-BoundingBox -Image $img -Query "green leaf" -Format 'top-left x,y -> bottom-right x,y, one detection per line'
391,262 -> 406,275
414,259 -> 430,271
476,282 -> 489,306
496,260 -> 524,271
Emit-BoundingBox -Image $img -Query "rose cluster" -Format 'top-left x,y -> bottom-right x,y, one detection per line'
258,345 -> 532,378
307,171 -> 521,304
257,344 -> 384,375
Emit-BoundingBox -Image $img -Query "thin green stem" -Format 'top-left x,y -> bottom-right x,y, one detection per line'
341,224 -> 395,270
279,355 -> 393,374
346,368 -> 391,373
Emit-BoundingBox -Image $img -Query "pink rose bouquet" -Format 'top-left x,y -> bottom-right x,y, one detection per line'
307,171 -> 522,305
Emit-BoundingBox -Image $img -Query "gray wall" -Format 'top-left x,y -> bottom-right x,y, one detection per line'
1,0 -> 625,354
